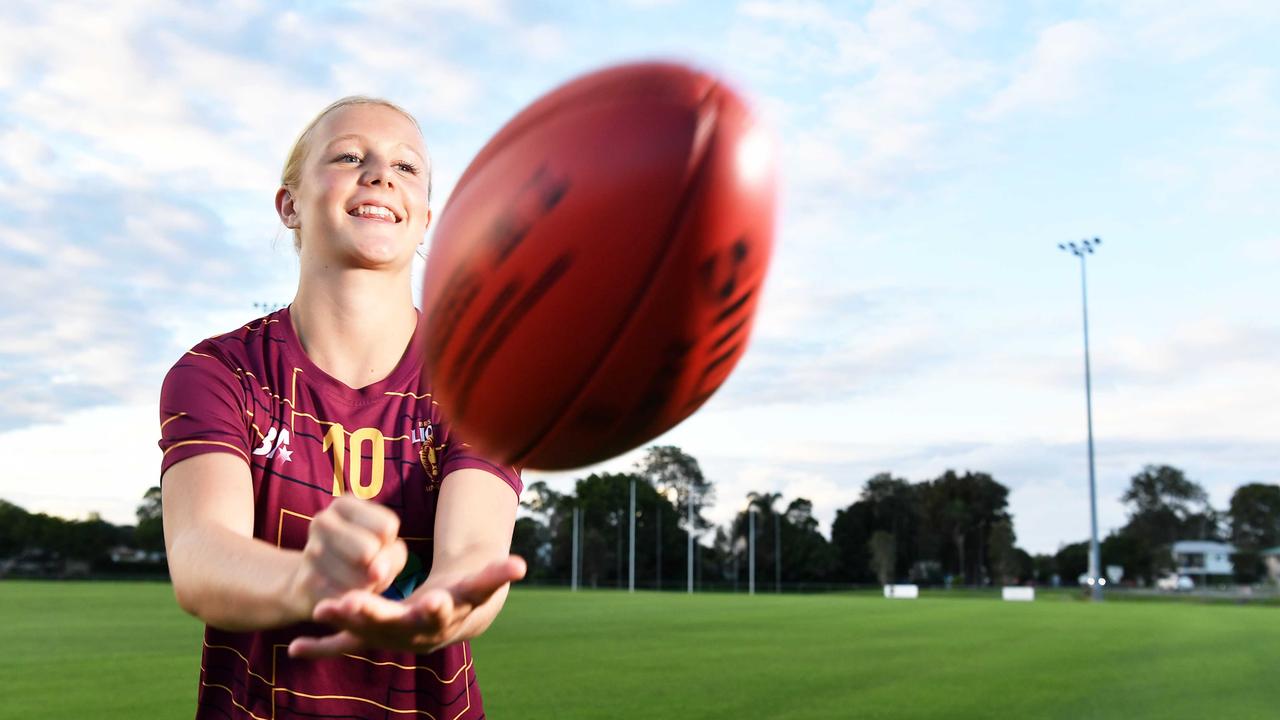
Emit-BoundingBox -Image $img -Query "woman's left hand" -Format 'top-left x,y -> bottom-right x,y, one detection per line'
288,554 -> 527,658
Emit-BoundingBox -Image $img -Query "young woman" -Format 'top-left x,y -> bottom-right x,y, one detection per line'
159,97 -> 525,719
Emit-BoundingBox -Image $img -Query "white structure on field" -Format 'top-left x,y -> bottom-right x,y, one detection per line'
884,584 -> 919,599
1171,540 -> 1236,581
1002,587 -> 1035,602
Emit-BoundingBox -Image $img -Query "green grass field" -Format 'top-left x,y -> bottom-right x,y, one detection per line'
2,581 -> 1276,718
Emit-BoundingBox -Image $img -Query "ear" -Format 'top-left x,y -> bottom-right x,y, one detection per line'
276,186 -> 300,229
423,208 -> 433,234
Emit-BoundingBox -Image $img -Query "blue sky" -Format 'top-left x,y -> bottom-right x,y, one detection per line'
0,0 -> 1276,554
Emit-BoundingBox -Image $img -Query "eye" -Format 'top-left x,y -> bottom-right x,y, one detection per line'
335,152 -> 361,164
396,161 -> 421,174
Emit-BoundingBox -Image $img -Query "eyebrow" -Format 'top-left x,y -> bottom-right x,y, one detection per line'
323,133 -> 425,162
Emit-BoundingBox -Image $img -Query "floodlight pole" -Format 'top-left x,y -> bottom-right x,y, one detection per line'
571,506 -> 580,592
629,478 -> 636,593
748,505 -> 758,596
687,488 -> 695,594
775,511 -> 781,594
656,498 -> 662,591
1059,237 -> 1104,602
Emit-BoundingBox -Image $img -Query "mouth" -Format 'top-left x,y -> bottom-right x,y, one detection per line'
347,203 -> 402,223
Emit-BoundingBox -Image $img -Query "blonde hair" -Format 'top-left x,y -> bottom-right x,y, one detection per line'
280,96 -> 433,249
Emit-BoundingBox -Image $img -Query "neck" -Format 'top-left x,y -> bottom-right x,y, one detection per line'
290,259 -> 418,389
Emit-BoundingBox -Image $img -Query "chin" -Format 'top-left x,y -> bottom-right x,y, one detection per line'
347,235 -> 413,268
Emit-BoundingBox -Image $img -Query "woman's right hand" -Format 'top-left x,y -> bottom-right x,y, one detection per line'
288,496 -> 409,621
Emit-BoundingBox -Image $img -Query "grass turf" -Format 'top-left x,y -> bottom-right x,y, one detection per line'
2,581 -> 1276,718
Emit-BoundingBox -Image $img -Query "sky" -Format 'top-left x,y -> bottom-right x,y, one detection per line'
0,0 -> 1276,555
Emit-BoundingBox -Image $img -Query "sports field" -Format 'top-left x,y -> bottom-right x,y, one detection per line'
2,581 -> 1276,719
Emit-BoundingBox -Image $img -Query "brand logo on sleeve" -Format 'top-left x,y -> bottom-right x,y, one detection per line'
253,426 -> 293,462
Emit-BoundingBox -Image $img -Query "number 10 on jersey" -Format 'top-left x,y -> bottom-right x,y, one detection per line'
322,423 -> 385,499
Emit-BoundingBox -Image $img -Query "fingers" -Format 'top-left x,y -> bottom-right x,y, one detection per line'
315,591 -> 418,629
288,629 -> 364,659
452,555 -> 527,607
330,496 -> 400,545
308,499 -> 406,585
376,539 -> 409,590
307,590 -> 444,655
296,557 -> 527,658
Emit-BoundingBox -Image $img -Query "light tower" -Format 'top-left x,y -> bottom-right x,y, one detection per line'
1058,237 -> 1104,601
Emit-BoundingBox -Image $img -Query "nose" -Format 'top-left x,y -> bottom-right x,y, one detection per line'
361,158 -> 394,188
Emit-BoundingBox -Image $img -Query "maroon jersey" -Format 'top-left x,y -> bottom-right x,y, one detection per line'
159,307 -> 520,720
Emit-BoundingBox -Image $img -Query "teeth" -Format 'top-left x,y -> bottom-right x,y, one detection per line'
351,204 -> 395,220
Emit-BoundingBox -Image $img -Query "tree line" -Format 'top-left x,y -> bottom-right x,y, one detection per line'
3,451 -> 1276,586
514,449 -> 1280,588
0,486 -> 165,576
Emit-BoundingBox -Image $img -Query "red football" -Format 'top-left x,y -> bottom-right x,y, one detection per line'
420,61 -> 777,470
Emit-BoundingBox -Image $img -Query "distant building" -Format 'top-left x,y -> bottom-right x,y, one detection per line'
1172,540 -> 1236,582
1261,546 -> 1280,584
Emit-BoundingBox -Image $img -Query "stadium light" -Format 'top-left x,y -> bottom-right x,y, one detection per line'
1059,237 -> 1104,602
252,301 -> 285,314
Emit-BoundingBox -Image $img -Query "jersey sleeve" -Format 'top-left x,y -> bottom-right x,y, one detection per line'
158,347 -> 252,477
439,432 -> 523,498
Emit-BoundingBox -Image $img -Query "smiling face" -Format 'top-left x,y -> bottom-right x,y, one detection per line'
277,102 -> 432,270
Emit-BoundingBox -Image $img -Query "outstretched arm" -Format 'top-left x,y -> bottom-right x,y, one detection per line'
289,467 -> 523,657
163,453 -> 407,631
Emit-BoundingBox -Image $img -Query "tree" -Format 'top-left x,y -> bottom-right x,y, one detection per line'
1055,541 -> 1088,584
135,486 -> 165,552
510,517 -> 549,579
635,446 -> 714,533
1101,529 -> 1147,584
521,480 -> 562,519
0,499 -> 31,558
568,472 -> 639,588
1229,483 -> 1280,550
1030,553 -> 1057,584
781,498 -> 835,583
920,470 -> 1011,584
869,531 -> 896,585
1118,465 -> 1211,581
1122,465 -> 1208,519
830,473 -> 916,584
987,518 -> 1019,583
831,498 -> 874,583
1228,483 -> 1280,583
723,493 -> 835,588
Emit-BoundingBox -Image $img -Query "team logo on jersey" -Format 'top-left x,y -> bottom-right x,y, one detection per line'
252,426 -> 293,462
411,419 -> 440,483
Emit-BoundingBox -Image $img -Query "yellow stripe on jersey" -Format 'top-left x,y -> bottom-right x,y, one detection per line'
384,390 -> 432,400
163,440 -> 249,463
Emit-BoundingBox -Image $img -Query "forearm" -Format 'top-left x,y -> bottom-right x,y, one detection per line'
424,468 -> 521,644
168,523 -> 307,631
423,546 -> 514,642
455,583 -> 511,641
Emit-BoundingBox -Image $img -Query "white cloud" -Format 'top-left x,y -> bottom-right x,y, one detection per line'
980,20 -> 1109,119
1123,0 -> 1280,62
0,402 -> 161,525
